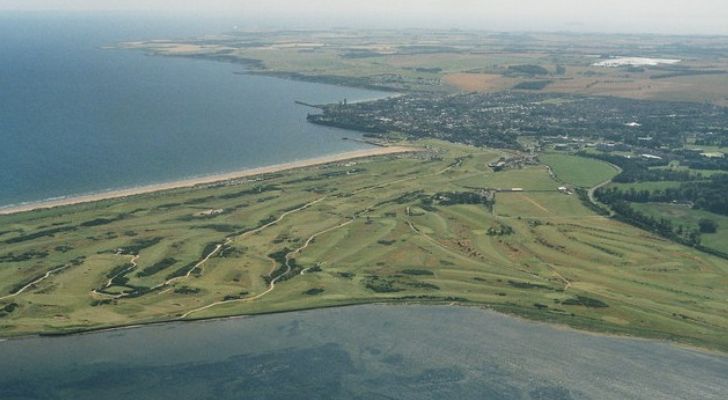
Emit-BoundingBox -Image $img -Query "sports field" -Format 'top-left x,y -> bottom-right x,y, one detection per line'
1,141 -> 727,351
540,153 -> 619,187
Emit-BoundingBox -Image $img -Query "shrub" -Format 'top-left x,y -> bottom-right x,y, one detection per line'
562,295 -> 609,308
401,269 -> 434,276
698,219 -> 718,234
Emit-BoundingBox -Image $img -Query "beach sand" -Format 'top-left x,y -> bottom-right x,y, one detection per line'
0,146 -> 418,215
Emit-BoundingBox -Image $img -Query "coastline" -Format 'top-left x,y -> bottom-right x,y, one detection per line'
2,301 -> 725,356
0,146 -> 417,216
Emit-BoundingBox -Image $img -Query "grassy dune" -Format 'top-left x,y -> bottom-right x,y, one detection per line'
1,140 -> 727,351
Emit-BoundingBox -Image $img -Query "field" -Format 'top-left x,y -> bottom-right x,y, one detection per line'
441,73 -> 517,92
121,30 -> 728,105
1,140 -> 727,351
540,153 -> 619,187
632,203 -> 728,254
651,164 -> 727,177
608,181 -> 687,191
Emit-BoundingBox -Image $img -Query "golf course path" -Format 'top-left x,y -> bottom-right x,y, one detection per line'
179,198 -> 331,319
91,255 -> 140,299
92,198 -> 327,302
299,219 -> 355,275
163,242 -> 226,287
0,264 -> 70,301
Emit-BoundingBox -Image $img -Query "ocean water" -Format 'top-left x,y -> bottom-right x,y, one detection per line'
0,305 -> 726,399
0,14 -> 388,207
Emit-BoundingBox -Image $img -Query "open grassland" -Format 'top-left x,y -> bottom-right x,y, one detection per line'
540,153 -> 619,187
1,141 -> 727,351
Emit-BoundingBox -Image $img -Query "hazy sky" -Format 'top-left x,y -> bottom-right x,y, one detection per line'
2,0 -> 727,34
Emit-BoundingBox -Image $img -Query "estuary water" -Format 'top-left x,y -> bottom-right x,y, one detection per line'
0,305 -> 726,399
0,14 -> 387,207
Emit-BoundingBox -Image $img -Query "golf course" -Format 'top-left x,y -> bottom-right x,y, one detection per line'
1,140 -> 727,352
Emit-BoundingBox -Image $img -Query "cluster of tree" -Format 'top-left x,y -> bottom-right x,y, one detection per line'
0,302 -> 20,317
673,149 -> 728,171
699,219 -> 719,233
577,152 -> 699,183
432,191 -> 494,207
513,80 -> 552,90
487,224 -> 515,236
575,188 -> 610,216
561,295 -> 609,308
604,200 -> 702,246
505,64 -> 550,76
136,257 -> 178,277
650,70 -> 726,80
695,136 -> 728,148
596,174 -> 728,216
174,286 -> 201,295
0,249 -> 49,263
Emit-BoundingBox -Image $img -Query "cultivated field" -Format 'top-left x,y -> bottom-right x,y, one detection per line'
120,30 -> 728,105
1,141 -> 727,351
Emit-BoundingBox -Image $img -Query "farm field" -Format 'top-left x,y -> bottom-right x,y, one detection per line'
121,30 -> 728,106
1,141 -> 727,351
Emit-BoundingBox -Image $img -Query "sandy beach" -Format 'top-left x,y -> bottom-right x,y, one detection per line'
0,146 -> 418,216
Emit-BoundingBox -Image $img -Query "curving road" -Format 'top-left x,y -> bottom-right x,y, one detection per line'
587,163 -> 623,215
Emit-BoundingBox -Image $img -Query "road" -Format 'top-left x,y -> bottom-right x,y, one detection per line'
587,163 -> 623,215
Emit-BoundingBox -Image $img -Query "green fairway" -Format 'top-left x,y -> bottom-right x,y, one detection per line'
1,140 -> 727,352
541,153 -> 619,187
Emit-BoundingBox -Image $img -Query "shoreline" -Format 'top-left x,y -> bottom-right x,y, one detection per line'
1,301 -> 724,356
0,146 -> 417,216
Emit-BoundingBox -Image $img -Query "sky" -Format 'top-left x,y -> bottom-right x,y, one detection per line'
1,0 -> 727,35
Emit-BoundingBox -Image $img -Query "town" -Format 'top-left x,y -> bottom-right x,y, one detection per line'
308,91 -> 728,152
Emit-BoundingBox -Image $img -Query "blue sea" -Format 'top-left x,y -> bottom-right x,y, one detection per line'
0,13 -> 388,207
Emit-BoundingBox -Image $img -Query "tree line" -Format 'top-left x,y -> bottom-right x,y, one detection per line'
596,174 -> 728,216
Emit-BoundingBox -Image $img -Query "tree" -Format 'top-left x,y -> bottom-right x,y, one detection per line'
698,219 -> 718,234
